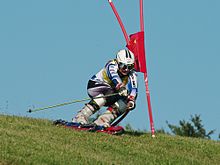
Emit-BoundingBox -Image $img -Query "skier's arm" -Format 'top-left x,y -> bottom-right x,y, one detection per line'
127,71 -> 138,110
105,60 -> 123,89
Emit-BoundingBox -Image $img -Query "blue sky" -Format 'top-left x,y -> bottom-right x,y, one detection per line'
0,0 -> 219,139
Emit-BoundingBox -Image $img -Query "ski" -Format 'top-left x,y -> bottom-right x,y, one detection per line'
53,119 -> 124,135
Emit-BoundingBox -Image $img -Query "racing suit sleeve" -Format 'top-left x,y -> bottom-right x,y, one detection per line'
105,60 -> 123,89
127,71 -> 138,99
126,71 -> 138,110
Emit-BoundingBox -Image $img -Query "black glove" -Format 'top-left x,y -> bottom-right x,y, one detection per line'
118,87 -> 128,97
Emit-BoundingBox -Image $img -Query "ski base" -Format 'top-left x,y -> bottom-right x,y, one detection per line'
53,119 -> 124,135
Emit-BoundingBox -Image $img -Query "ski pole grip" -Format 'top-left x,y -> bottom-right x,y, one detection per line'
27,109 -> 32,113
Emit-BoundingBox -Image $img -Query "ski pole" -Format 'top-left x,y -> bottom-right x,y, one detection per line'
111,110 -> 130,127
27,93 -> 119,113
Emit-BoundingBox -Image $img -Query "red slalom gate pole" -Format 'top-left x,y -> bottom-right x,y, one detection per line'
140,0 -> 144,32
108,0 -> 130,45
140,0 -> 155,137
144,72 -> 155,137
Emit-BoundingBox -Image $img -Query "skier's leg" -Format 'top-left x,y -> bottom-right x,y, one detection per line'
72,80 -> 115,124
72,94 -> 106,124
94,99 -> 127,127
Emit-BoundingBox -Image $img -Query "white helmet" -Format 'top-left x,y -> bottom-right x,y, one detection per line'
116,49 -> 135,73
116,49 -> 135,65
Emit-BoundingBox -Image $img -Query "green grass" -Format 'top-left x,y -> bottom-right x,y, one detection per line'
0,115 -> 220,165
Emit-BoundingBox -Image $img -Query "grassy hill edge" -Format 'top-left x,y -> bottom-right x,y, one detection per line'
0,114 -> 220,165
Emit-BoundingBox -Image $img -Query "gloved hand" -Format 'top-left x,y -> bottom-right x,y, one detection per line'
118,87 -> 128,97
127,100 -> 135,110
127,95 -> 136,110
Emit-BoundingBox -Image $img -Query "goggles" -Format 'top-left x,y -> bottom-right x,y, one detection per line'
118,62 -> 134,71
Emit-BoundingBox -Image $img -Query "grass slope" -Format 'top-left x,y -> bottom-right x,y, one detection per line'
0,115 -> 220,165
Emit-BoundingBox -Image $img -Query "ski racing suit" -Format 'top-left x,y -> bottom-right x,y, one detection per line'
72,59 -> 138,127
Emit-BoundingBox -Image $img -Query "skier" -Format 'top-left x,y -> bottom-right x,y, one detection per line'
72,49 -> 138,129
